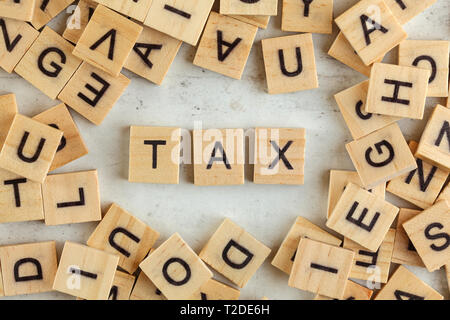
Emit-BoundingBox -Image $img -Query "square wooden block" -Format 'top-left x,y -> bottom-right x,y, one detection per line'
282,0 -> 333,34
144,0 -> 215,46
288,238 -> 354,299
314,280 -> 373,300
335,0 -> 407,66
220,0 -> 277,15
87,203 -> 160,274
189,279 -> 240,300
326,183 -> 399,252
228,15 -> 270,29
0,241 -> 57,296
93,0 -> 152,22
130,270 -> 166,300
271,216 -> 342,275
384,0 -> 437,25
366,63 -> 430,119
199,219 -> 271,288
253,128 -> 305,185
107,271 -> 135,300
391,208 -> 425,267
375,265 -> 443,300
124,25 -> 182,85
398,40 -> 449,98
193,128 -> 244,186
403,200 -> 450,272
262,33 -> 318,94
73,5 -> 143,77
387,141 -> 448,209
30,0 -> 73,30
193,12 -> 257,80
58,62 -> 130,125
0,93 -> 17,149
343,228 -> 395,283
0,0 -> 35,21
53,241 -> 119,300
0,114 -> 62,183
129,126 -> 181,184
42,170 -> 101,226
63,0 -> 98,44
33,103 -> 89,171
346,123 -> 417,189
0,18 -> 39,73
139,233 -> 213,300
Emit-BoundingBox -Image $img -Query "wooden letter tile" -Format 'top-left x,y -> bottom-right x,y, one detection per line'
0,114 -> 62,183
282,0 -> 333,34
108,271 -> 135,300
326,183 -> 399,252
346,123 -> 417,189
53,241 -> 119,300
189,279 -> 240,300
0,0 -> 35,21
314,280 -> 373,300
93,0 -> 152,22
228,15 -> 270,29
288,238 -> 354,299
129,126 -> 181,184
384,0 -> 437,25
220,0 -> 277,16
199,219 -> 271,288
0,93 -> 17,149
130,270 -> 166,300
261,33 -> 318,94
30,0 -> 74,30
42,170 -> 101,226
63,0 -> 98,44
0,241 -> 57,296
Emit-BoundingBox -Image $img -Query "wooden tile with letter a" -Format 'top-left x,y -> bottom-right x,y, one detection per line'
282,0 -> 333,34
189,279 -> 240,300
63,0 -> 98,44
384,0 -> 437,25
0,93 -> 17,149
220,0 -> 277,16
92,0 -> 152,22
314,280 -> 373,300
130,270 -> 166,300
30,0 -> 73,30
0,0 -> 35,21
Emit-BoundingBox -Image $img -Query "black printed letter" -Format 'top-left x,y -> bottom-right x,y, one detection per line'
404,159 -> 437,192
278,47 -> 302,77
222,239 -> 254,269
207,141 -> 231,169
108,227 -> 141,258
412,55 -> 436,83
57,188 -> 85,208
0,18 -> 22,52
144,140 -> 166,169
77,72 -> 110,107
365,140 -> 395,167
133,43 -> 162,69
162,258 -> 191,286
90,29 -> 116,60
14,258 -> 43,282
360,15 -> 388,46
302,0 -> 314,17
37,47 -> 66,77
17,131 -> 46,163
424,223 -> 450,252
269,140 -> 293,170
346,201 -> 380,232
381,79 -> 413,105
434,121 -> 450,149
217,30 -> 241,62
4,178 -> 27,207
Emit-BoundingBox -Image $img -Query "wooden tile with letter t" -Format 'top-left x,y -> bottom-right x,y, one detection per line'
0,0 -> 35,21
384,0 -> 437,25
58,62 -> 130,125
0,241 -> 57,296
53,241 -> 119,300
73,5 -> 143,77
193,13 -> 257,80
129,126 -> 181,184
0,93 -> 17,149
253,128 -> 305,184
42,170 -> 101,226
189,279 -> 240,300
63,0 -> 98,44
271,216 -> 342,275
30,0 -> 73,30
375,265 -> 443,300
366,63 -> 429,119
0,114 -> 62,183
92,0 -> 152,22
139,233 -> 213,300
314,280 -> 373,300
288,238 -> 354,299
335,0 -> 407,66
403,200 -> 450,272
87,203 -> 160,274
326,183 -> 399,252
346,123 -> 417,189
14,26 -> 82,100
220,0 -> 277,16
199,219 -> 271,288
282,0 -> 333,34
261,33 -> 318,94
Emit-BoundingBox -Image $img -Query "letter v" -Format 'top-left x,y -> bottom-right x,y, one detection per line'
0,18 -> 22,52
90,29 -> 116,60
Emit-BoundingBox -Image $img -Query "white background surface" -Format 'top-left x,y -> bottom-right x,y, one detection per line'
0,0 -> 449,300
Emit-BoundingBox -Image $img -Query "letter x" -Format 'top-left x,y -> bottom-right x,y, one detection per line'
269,140 -> 293,170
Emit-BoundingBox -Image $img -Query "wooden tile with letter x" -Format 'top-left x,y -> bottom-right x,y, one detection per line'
334,80 -> 399,140
93,0 -> 152,22
387,141 -> 448,209
73,5 -> 143,77
327,170 -> 386,219
107,271 -> 135,300
346,123 -> 417,189
335,0 -> 407,66
228,15 -> 270,29
14,26 -> 82,100
253,128 -> 305,184
262,33 -> 318,94
272,216 -> 342,275
189,279 -> 240,300
199,219 -> 271,288
129,126 -> 180,184
139,233 -> 213,300
398,40 -> 449,98
314,280 -> 373,300
0,241 -> 57,296
326,183 -> 399,252
384,0 -> 437,25
403,200 -> 450,272
144,0 -> 215,46
193,128 -> 244,186
0,93 -> 17,149
130,270 -> 166,300
0,18 -> 39,73
58,62 -> 130,125
30,0 -> 74,30
0,114 -> 62,183
193,12 -> 257,80
33,103 -> 89,171
282,0 -> 333,34
87,203 -> 160,273
343,228 -> 396,284
391,208 -> 425,267
365,63 -> 430,119
288,238 -> 354,299
375,265 -> 443,300
0,0 -> 35,21
124,25 -> 182,85
42,170 -> 101,226
63,0 -> 98,44
220,0 -> 277,16
53,241 -> 119,300
416,104 -> 450,171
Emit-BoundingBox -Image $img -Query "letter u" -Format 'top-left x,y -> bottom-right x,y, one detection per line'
278,47 -> 303,77
17,131 -> 46,163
